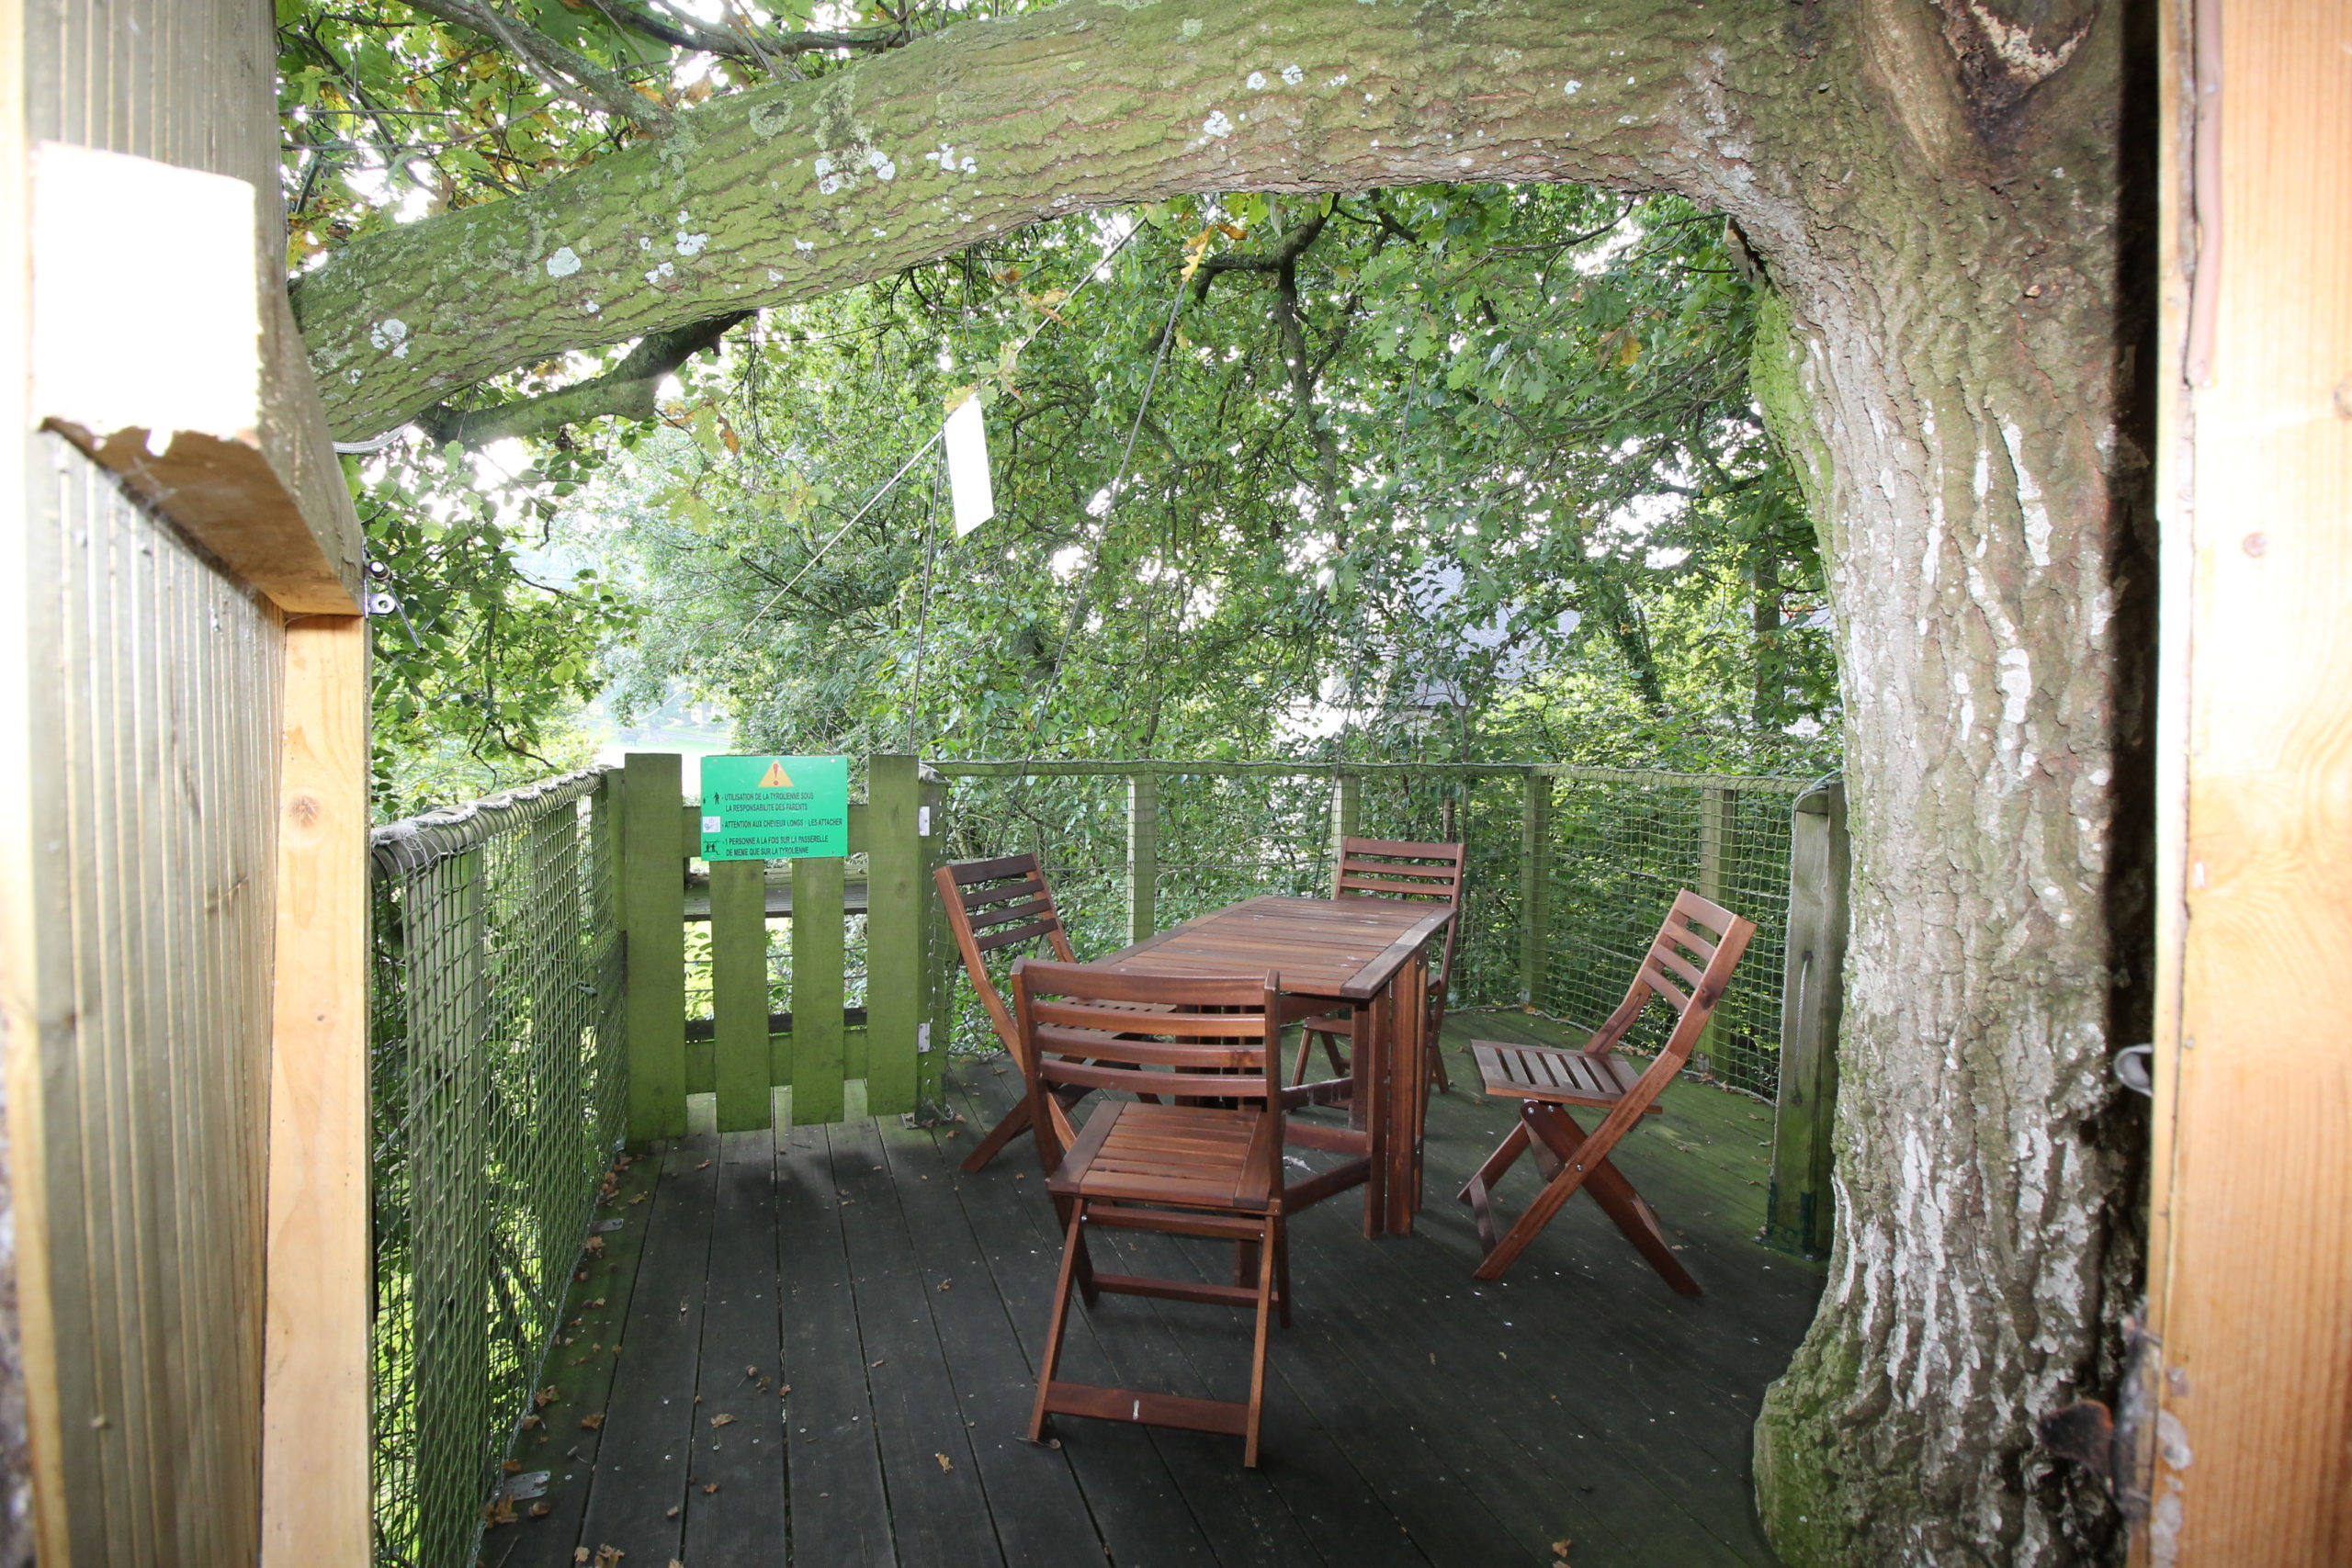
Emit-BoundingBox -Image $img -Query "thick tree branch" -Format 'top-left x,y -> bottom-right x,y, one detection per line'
417,310 -> 752,446
401,0 -> 673,133
294,0 -> 1775,440
581,0 -> 904,65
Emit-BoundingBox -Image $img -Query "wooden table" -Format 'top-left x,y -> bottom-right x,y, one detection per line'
1091,895 -> 1454,1235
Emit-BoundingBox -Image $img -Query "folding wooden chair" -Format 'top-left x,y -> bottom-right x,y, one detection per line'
1289,836 -> 1466,1093
1013,958 -> 1318,1467
936,854 -> 1083,1173
1457,890 -> 1756,1287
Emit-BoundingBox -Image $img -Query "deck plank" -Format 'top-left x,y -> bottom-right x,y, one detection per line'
828,1117 -> 1009,1568
681,1128 -> 791,1564
777,1120 -> 899,1566
499,1150 -> 662,1568
874,1116 -> 1120,1568
574,1141 -> 719,1567
934,1071 -> 1227,1568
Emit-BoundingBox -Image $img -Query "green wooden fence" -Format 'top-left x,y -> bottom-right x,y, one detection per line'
615,751 -> 950,1141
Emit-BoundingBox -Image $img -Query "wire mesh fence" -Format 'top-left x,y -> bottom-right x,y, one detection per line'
922,763 -> 1812,1100
368,769 -> 626,1568
1538,769 -> 1811,1098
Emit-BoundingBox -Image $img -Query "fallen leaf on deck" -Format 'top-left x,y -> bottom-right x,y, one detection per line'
520,1416 -> 543,1430
937,1280 -> 952,1292
503,1460 -> 521,1473
534,1387 -> 560,1408
573,1550 -> 591,1563
696,1160 -> 712,1169
1552,1540 -> 1573,1559
630,1192 -> 649,1204
664,1506 -> 680,1519
934,1453 -> 954,1473
703,1483 -> 719,1495
529,1502 -> 551,1518
869,1359 -> 886,1369
778,1384 -> 792,1398
579,1413 -> 605,1430
589,1298 -> 607,1309
710,1414 -> 735,1427
584,1236 -> 607,1256
482,1496 -> 517,1527
594,1546 -> 623,1568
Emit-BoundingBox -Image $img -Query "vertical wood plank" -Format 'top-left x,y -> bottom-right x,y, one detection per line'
864,754 -> 922,1117
709,858 -> 770,1134
1694,785 -> 1736,1068
792,855 -> 848,1125
917,776 -> 949,1106
623,751 -> 686,1143
1329,772 -> 1360,891
2142,3 -> 2352,1563
1126,773 -> 1159,944
1518,774 -> 1552,1006
260,614 -> 370,1568
1766,779 -> 1846,1259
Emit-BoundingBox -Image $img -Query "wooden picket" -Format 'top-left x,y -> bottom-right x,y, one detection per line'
621,751 -> 944,1141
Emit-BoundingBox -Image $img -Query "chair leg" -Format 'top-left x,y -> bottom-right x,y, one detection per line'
1274,1220 -> 1292,1328
1244,1222 -> 1277,1468
1029,1201 -> 1087,1442
960,1096 -> 1034,1174
1524,1106 -> 1701,1296
1456,1120 -> 1533,1251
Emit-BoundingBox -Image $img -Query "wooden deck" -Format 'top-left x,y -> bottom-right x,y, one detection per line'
493,1014 -> 1825,1568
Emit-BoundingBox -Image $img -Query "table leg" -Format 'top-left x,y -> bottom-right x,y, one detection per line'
1385,953 -> 1428,1234
1361,983 -> 1389,1237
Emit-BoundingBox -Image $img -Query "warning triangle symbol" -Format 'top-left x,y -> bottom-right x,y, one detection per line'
757,760 -> 793,788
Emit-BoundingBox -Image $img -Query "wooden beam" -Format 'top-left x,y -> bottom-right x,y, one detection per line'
1125,772 -> 1159,945
790,855 -> 848,1124
708,858 -> 769,1133
2141,2 -> 2352,1562
260,615 -> 371,1567
623,752 -> 687,1142
864,754 -> 922,1116
1766,779 -> 1846,1259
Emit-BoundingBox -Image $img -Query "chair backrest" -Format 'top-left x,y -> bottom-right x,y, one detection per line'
1333,835 -> 1467,986
936,854 -> 1080,1058
1011,959 -> 1314,1169
1588,889 -> 1758,1074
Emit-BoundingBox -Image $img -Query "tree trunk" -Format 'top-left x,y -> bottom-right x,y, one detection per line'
1742,8 -> 2154,1562
289,1 -> 2155,1560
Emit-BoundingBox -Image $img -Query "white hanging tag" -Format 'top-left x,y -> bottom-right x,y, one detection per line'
944,394 -> 995,536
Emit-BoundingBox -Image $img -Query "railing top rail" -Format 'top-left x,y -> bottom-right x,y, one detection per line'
369,764 -> 613,879
921,758 -> 1812,794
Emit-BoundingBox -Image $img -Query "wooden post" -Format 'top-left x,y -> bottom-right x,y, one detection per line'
1329,772 -> 1361,891
260,615 -> 371,1568
1126,772 -> 1159,944
791,854 -> 848,1125
526,787 -> 586,1275
1519,773 -> 1552,1007
2139,6 -> 2352,1562
1766,777 -> 1848,1258
918,775 -> 950,1106
708,858 -> 769,1133
622,751 -> 686,1143
865,754 -> 923,1117
1695,784 -> 1736,1070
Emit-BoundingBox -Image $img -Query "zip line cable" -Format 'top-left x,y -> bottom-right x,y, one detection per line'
743,220 -> 1149,628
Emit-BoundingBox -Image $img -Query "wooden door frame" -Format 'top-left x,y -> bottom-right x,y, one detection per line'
2142,1 -> 2352,1562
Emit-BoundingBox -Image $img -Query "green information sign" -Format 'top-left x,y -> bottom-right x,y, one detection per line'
698,754 -> 850,861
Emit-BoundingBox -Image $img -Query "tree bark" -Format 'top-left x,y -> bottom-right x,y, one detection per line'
290,2 -> 2154,1562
